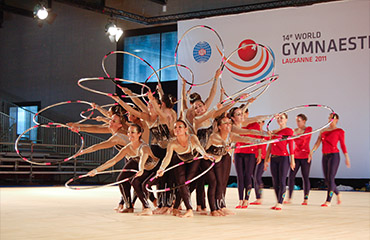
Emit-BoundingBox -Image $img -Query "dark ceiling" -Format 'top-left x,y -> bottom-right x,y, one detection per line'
1,0 -> 338,25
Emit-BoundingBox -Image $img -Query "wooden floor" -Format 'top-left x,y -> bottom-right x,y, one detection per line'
1,186 -> 369,240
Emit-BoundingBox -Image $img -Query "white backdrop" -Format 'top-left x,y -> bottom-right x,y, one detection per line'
177,0 -> 370,178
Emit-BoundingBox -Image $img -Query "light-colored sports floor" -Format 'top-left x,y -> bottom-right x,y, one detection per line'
1,186 -> 369,240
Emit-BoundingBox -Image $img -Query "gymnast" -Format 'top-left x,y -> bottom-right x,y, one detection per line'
67,108 -> 137,212
310,113 -> 350,207
205,113 -> 263,216
191,91 -> 254,213
181,67 -> 221,134
180,69 -> 220,213
264,113 -> 295,210
87,123 -> 159,215
229,104 -> 270,208
146,91 -> 178,214
111,90 -> 177,214
156,120 -> 213,218
285,114 -> 312,205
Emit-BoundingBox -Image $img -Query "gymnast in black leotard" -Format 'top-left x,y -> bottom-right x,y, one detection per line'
68,112 -> 135,213
193,92 -> 254,147
156,120 -> 213,218
205,113 -> 263,216
111,90 -> 177,214
180,68 -> 223,213
191,92 -> 254,214
180,68 -> 221,135
87,124 -> 159,215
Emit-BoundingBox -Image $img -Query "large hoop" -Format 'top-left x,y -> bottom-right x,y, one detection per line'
233,104 -> 336,149
102,50 -> 160,86
175,25 -> 225,87
78,77 -> 151,99
33,100 -> 94,125
15,123 -> 84,166
65,169 -> 138,190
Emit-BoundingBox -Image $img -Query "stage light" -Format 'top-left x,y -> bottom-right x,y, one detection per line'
105,20 -> 124,42
105,22 -> 117,35
34,4 -> 48,20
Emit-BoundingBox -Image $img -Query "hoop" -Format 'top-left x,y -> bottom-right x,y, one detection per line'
65,169 -> 139,190
219,43 -> 276,102
77,77 -> 152,99
175,25 -> 225,87
233,104 -> 336,149
33,100 -> 94,125
15,123 -> 84,166
145,157 -> 215,193
266,104 -> 335,132
102,50 -> 160,86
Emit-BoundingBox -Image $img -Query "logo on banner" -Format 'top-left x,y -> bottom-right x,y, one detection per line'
218,39 -> 275,83
193,41 -> 212,63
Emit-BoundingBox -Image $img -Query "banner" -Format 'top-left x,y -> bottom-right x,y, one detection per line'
178,0 -> 370,178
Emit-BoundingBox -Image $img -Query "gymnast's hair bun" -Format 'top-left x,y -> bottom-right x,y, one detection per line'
189,93 -> 201,104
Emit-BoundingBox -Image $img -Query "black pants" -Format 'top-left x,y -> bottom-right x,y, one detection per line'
202,154 -> 231,211
116,159 -> 138,208
172,154 -> 201,210
131,164 -> 160,209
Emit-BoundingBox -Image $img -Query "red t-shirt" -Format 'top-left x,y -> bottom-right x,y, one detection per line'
270,128 -> 294,156
255,141 -> 267,159
294,126 -> 312,159
321,128 -> 347,154
234,122 -> 260,154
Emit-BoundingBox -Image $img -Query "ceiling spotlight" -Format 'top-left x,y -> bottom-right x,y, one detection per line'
105,22 -> 118,35
34,4 -> 49,20
105,20 -> 124,42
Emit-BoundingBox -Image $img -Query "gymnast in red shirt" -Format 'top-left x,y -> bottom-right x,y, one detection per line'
264,113 -> 295,210
230,104 -> 271,208
310,113 -> 350,207
231,107 -> 261,208
285,114 -> 312,205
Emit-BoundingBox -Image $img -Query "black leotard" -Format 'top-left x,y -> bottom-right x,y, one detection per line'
126,143 -> 159,170
196,124 -> 213,148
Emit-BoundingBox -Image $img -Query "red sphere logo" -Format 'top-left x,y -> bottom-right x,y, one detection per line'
237,39 -> 257,62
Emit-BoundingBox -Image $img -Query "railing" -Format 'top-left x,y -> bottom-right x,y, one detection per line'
0,98 -> 116,166
0,111 -> 16,144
